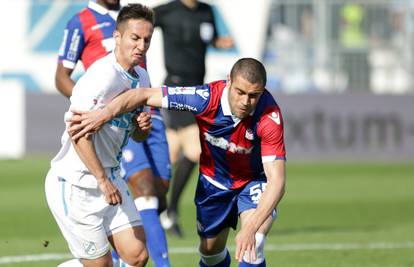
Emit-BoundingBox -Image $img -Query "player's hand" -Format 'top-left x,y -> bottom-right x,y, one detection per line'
67,109 -> 109,141
234,226 -> 257,263
97,178 -> 122,205
135,112 -> 152,133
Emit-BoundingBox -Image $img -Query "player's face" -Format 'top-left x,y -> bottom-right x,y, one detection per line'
228,75 -> 264,119
115,19 -> 153,69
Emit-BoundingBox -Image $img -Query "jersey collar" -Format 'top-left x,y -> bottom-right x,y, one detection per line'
220,85 -> 232,116
220,85 -> 241,124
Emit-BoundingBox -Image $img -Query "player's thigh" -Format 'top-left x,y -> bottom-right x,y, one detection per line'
165,128 -> 181,164
238,180 -> 275,234
45,171 -> 111,259
105,176 -> 143,235
121,138 -> 155,196
127,168 -> 156,197
180,124 -> 201,162
195,175 -> 238,239
121,138 -> 152,183
109,225 -> 147,265
146,119 -> 172,182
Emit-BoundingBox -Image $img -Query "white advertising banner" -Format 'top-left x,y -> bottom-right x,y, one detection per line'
0,82 -> 25,158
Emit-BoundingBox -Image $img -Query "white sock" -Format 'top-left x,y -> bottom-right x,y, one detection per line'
57,259 -> 83,267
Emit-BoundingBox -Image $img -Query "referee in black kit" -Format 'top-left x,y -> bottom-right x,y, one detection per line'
155,0 -> 233,237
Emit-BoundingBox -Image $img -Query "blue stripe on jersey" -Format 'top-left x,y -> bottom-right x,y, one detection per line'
59,15 -> 85,63
58,177 -> 69,216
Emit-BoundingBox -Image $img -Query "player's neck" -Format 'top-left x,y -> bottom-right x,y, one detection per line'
180,0 -> 197,9
96,0 -> 120,11
114,48 -> 135,72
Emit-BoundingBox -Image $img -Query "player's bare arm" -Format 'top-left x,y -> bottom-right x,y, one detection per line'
68,87 -> 163,140
71,135 -> 122,205
55,63 -> 75,98
234,160 -> 286,262
131,112 -> 152,142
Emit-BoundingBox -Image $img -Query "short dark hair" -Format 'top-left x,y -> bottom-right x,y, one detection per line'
230,58 -> 267,87
116,4 -> 154,32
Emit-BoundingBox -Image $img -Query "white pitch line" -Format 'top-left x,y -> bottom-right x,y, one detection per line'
1,242 -> 414,264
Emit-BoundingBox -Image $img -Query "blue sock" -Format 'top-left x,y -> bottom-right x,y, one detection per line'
135,198 -> 170,267
238,259 -> 266,267
199,250 -> 231,267
111,249 -> 119,265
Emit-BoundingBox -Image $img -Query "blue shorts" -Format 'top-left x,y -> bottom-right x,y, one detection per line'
195,175 -> 276,238
121,118 -> 171,181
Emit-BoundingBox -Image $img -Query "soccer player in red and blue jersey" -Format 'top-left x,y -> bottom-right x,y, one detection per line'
54,2 -> 171,267
69,58 -> 287,267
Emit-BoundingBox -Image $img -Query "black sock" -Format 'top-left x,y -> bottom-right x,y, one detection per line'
168,156 -> 196,216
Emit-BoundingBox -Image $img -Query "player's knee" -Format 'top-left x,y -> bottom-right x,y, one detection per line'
199,248 -> 229,266
80,253 -> 113,267
129,170 -> 156,196
242,232 -> 266,264
121,246 -> 149,267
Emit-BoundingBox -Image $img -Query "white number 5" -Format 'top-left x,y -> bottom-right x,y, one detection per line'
249,182 -> 267,204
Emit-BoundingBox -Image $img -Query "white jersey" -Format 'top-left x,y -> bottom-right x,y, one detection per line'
51,52 -> 151,188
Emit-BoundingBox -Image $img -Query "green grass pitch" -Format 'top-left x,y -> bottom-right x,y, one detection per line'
0,157 -> 413,266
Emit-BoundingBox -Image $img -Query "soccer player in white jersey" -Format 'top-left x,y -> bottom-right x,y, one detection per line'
45,4 -> 156,267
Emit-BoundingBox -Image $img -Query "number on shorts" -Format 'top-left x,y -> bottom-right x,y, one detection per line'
249,182 -> 267,204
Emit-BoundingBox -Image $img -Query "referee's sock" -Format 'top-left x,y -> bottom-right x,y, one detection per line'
135,197 -> 171,267
169,156 -> 196,214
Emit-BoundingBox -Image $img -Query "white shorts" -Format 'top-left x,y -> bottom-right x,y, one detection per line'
45,168 -> 142,259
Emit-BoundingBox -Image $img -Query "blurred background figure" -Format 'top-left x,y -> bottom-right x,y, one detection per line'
153,0 -> 233,237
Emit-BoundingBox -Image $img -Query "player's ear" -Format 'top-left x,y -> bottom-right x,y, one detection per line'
113,30 -> 121,45
227,74 -> 232,87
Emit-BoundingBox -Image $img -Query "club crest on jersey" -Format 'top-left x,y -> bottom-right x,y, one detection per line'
196,89 -> 209,100
245,128 -> 254,140
268,112 -> 281,125
83,241 -> 97,255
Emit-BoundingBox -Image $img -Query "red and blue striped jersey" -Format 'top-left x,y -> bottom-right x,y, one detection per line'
162,80 -> 286,189
57,1 -> 157,116
58,1 -> 117,70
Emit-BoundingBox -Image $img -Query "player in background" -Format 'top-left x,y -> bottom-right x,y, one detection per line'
68,58 -> 287,267
154,0 -> 234,237
55,1 -> 171,266
45,4 -> 161,267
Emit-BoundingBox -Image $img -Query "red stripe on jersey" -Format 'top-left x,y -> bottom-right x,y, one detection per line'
78,9 -> 108,69
227,117 -> 256,189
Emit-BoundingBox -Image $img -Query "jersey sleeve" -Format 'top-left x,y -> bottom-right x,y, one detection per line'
161,84 -> 211,115
57,14 -> 85,69
257,106 -> 286,163
69,63 -> 116,112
